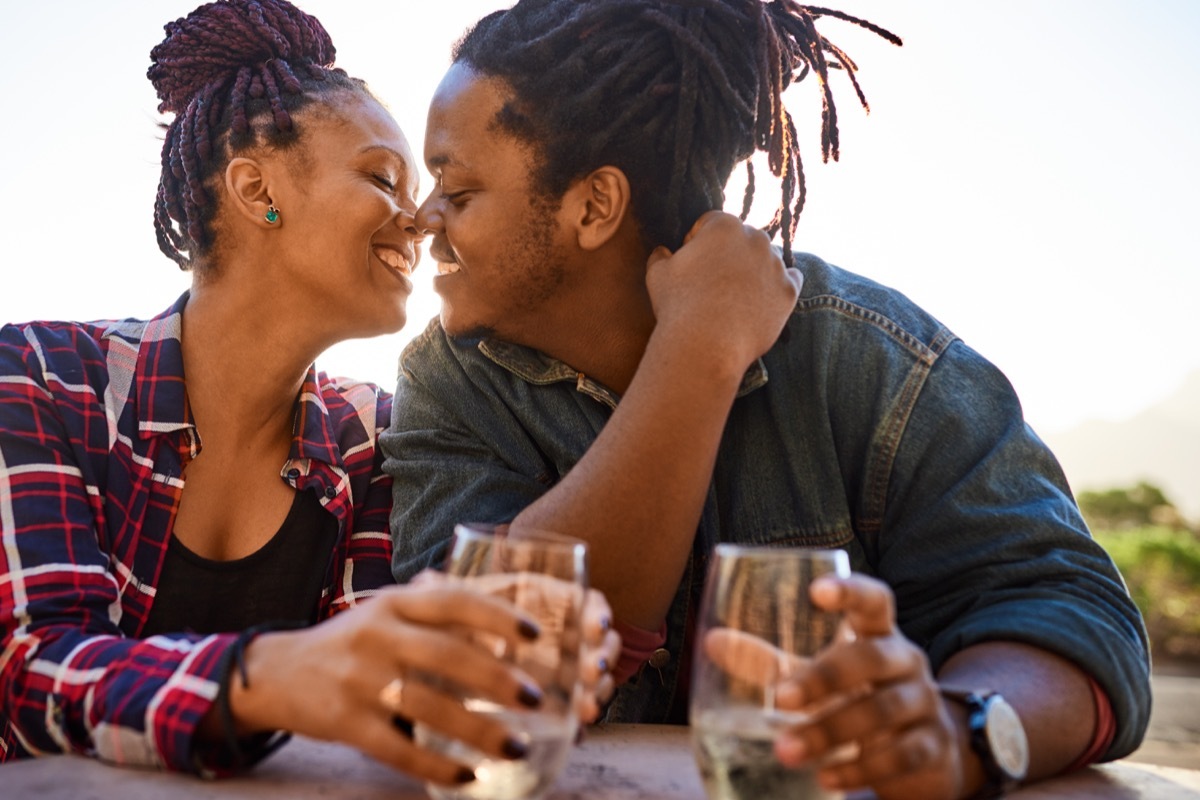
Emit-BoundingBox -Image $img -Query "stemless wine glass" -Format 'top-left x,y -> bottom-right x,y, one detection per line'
415,522 -> 588,800
690,545 -> 851,800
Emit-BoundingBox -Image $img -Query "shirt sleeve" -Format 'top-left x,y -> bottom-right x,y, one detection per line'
871,339 -> 1151,761
0,325 -> 237,774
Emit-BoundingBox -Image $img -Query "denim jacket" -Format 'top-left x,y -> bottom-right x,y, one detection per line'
382,253 -> 1150,760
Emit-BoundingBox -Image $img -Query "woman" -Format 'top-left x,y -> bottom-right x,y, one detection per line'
0,0 -> 620,784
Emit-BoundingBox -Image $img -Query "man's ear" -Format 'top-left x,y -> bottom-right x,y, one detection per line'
568,166 -> 633,251
224,157 -> 276,226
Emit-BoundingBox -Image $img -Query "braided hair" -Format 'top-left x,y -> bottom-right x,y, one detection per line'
453,0 -> 901,266
147,0 -> 373,270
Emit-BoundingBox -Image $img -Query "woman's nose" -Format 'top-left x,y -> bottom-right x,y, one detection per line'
396,206 -> 422,238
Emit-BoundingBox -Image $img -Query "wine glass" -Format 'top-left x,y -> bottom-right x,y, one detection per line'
415,522 -> 588,800
690,545 -> 851,800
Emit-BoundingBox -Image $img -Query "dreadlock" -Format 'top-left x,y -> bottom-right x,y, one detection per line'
453,0 -> 901,267
147,0 -> 373,270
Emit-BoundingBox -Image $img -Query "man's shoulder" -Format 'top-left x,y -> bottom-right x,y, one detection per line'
789,251 -> 956,356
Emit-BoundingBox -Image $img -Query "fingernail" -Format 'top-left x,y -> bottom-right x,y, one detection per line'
776,735 -> 806,764
502,736 -> 528,759
599,616 -> 611,633
391,715 -> 414,739
518,683 -> 543,708
518,619 -> 540,640
597,657 -> 609,674
455,768 -> 477,784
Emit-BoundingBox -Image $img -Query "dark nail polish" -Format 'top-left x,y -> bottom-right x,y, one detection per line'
518,619 -> 540,640
502,737 -> 528,759
597,657 -> 609,674
455,768 -> 477,784
518,683 -> 543,708
391,715 -> 414,739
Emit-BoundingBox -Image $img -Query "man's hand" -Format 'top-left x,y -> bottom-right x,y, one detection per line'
773,574 -> 965,800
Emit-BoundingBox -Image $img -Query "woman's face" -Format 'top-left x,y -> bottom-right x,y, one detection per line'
264,93 -> 423,342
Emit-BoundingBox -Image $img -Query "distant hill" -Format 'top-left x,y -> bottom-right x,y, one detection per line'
1040,371 -> 1200,523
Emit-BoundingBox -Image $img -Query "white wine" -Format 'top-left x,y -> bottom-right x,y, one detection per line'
416,707 -> 576,800
693,708 -> 842,800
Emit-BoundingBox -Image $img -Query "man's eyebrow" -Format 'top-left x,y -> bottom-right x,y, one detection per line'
427,153 -> 465,170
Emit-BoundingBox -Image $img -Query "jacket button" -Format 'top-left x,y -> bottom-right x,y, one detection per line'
287,469 -> 301,480
324,486 -> 336,499
648,648 -> 670,669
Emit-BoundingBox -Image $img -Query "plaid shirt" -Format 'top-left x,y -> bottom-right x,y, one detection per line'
0,294 -> 395,774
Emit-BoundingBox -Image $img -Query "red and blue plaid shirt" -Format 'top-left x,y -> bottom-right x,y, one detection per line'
0,293 -> 395,774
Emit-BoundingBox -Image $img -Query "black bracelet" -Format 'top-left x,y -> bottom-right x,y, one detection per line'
213,621 -> 308,771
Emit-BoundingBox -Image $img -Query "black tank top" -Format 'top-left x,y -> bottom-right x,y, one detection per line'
140,490 -> 339,637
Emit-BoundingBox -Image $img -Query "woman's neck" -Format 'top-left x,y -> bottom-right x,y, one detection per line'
180,277 -> 321,444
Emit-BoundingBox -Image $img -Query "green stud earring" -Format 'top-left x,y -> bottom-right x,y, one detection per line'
265,205 -> 280,224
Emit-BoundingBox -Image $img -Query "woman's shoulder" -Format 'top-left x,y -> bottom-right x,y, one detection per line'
312,371 -> 393,430
0,317 -> 143,380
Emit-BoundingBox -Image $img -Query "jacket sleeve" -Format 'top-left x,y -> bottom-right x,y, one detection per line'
0,324 -> 238,774
870,338 -> 1152,761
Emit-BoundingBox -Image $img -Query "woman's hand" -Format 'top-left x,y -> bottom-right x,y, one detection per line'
578,587 -> 621,723
224,582 -> 546,787
774,574 -> 966,800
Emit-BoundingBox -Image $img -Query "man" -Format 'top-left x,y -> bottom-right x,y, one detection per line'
382,3 -> 1150,798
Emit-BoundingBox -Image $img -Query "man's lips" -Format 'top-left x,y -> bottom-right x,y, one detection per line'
429,241 -> 461,275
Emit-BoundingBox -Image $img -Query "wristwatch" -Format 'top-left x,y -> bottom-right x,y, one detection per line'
941,688 -> 1029,799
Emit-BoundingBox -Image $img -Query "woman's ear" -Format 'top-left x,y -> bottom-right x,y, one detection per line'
224,157 -> 277,227
568,166 -> 632,251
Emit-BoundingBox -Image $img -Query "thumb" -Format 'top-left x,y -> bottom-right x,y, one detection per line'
646,245 -> 672,269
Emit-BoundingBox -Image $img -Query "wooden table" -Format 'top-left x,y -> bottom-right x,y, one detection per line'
6,724 -> 1200,799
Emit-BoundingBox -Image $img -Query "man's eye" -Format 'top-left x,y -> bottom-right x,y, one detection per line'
442,191 -> 468,205
373,173 -> 396,191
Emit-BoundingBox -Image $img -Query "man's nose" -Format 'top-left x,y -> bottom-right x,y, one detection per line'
414,197 -> 442,236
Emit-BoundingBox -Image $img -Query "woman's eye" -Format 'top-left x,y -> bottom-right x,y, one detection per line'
373,173 -> 396,191
442,191 -> 468,206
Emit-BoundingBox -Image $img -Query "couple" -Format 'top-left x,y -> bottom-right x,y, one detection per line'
0,1 -> 1150,799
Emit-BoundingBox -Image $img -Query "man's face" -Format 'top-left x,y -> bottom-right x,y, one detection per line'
415,63 -> 573,342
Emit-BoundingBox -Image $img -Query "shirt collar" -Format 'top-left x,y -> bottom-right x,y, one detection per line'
477,337 -> 769,400
131,293 -> 345,472
133,293 -> 194,440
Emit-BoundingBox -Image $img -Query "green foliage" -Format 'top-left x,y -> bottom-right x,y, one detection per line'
1095,526 -> 1200,662
1079,481 -> 1173,530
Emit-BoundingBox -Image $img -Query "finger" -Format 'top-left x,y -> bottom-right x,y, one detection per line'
351,715 -> 477,787
581,588 -> 613,648
777,635 -> 928,708
681,209 -> 731,244
389,677 -> 530,762
816,724 -> 947,793
809,574 -> 896,637
385,584 -> 542,643
646,245 -> 672,268
776,678 -> 937,764
388,623 -> 544,710
785,266 -> 804,295
703,627 -> 809,686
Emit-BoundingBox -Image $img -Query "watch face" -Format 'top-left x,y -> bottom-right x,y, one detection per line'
984,696 -> 1030,780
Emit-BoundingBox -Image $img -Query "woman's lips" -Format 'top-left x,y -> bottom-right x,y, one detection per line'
372,244 -> 414,276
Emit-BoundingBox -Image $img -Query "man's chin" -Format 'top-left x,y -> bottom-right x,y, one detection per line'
440,311 -> 495,343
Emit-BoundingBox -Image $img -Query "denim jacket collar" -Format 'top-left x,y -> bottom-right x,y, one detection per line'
478,337 -> 770,409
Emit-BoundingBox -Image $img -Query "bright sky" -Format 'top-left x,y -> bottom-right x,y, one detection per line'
2,1 -> 1197,435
